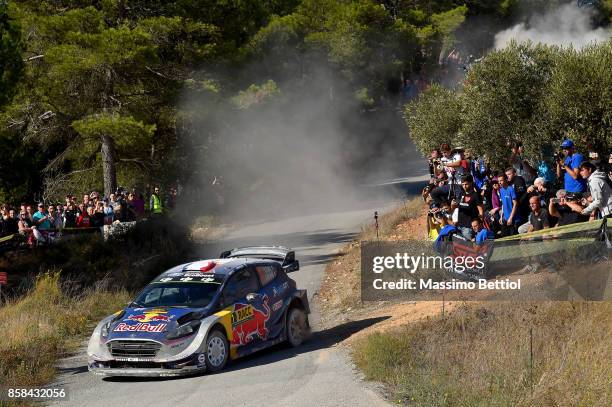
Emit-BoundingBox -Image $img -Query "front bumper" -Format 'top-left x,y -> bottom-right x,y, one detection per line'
89,361 -> 206,377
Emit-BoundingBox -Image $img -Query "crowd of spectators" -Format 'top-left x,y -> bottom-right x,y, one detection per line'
0,186 -> 178,246
423,139 -> 612,250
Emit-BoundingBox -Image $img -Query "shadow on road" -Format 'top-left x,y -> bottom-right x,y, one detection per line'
100,316 -> 390,383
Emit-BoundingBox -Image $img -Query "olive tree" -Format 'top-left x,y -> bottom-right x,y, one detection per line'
403,83 -> 462,155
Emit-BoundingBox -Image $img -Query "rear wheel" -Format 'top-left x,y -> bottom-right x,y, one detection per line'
205,328 -> 228,372
286,307 -> 309,347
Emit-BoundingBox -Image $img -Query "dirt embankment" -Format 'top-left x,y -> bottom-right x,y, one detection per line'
317,198 -> 457,342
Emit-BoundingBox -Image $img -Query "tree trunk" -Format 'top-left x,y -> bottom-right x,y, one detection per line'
101,134 -> 117,197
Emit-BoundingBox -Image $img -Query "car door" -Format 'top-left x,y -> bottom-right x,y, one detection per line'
222,267 -> 267,351
254,264 -> 285,340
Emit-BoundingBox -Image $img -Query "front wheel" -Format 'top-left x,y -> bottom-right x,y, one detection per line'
205,329 -> 228,372
286,307 -> 309,347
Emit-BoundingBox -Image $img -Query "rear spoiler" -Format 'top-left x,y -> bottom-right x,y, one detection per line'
220,246 -> 300,273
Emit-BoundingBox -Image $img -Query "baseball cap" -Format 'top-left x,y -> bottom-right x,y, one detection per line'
560,139 -> 574,149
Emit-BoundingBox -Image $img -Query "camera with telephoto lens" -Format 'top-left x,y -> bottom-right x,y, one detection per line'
428,208 -> 449,219
428,157 -> 444,175
553,152 -> 563,163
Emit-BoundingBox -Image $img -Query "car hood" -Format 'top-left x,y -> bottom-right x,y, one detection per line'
107,306 -> 209,341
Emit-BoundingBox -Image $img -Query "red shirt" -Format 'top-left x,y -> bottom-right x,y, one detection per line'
77,215 -> 91,227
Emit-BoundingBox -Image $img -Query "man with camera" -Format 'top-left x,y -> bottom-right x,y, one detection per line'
548,189 -> 589,226
555,139 -> 587,193
428,149 -> 444,181
565,162 -> 612,219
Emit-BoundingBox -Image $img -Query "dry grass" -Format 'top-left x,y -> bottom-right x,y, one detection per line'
353,301 -> 611,406
318,197 -> 611,406
318,198 -> 424,318
0,272 -> 130,388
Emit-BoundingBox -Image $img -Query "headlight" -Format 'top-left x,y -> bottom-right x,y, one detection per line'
101,321 -> 111,338
166,320 -> 200,340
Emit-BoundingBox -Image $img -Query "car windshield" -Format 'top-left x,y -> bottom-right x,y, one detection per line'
132,282 -> 221,308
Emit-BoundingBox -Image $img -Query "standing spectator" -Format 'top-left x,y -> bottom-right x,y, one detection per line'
510,141 -> 536,183
77,207 -> 92,228
165,188 -> 178,211
498,174 -> 520,236
450,175 -> 483,240
64,203 -> 78,228
25,205 -> 35,223
149,186 -> 163,215
483,177 -> 502,236
92,202 -> 105,227
18,211 -> 35,246
3,209 -> 19,236
505,167 -> 529,221
103,199 -> 114,225
556,139 -> 586,193
33,203 -> 52,230
83,193 -> 90,207
440,143 -> 462,180
47,205 -> 63,230
77,203 -> 86,216
470,154 -> 488,191
572,162 -> 612,219
128,192 -> 145,218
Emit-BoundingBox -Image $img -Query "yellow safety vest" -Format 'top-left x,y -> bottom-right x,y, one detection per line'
152,194 -> 163,214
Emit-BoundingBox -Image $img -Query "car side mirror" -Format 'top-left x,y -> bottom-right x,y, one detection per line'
283,260 -> 299,273
246,293 -> 262,303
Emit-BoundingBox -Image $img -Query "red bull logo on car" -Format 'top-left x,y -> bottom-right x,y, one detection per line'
113,323 -> 167,332
127,308 -> 171,323
231,296 -> 270,346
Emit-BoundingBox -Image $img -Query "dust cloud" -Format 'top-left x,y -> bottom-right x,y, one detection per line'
494,2 -> 611,49
180,65 -> 424,222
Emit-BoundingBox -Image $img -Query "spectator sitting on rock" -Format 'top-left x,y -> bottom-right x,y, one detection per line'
526,196 -> 550,233
471,217 -> 494,245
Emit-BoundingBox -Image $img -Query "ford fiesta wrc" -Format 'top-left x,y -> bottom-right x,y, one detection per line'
87,246 -> 310,377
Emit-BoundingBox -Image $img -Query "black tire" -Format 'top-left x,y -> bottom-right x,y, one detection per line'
286,307 -> 309,347
205,328 -> 229,372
